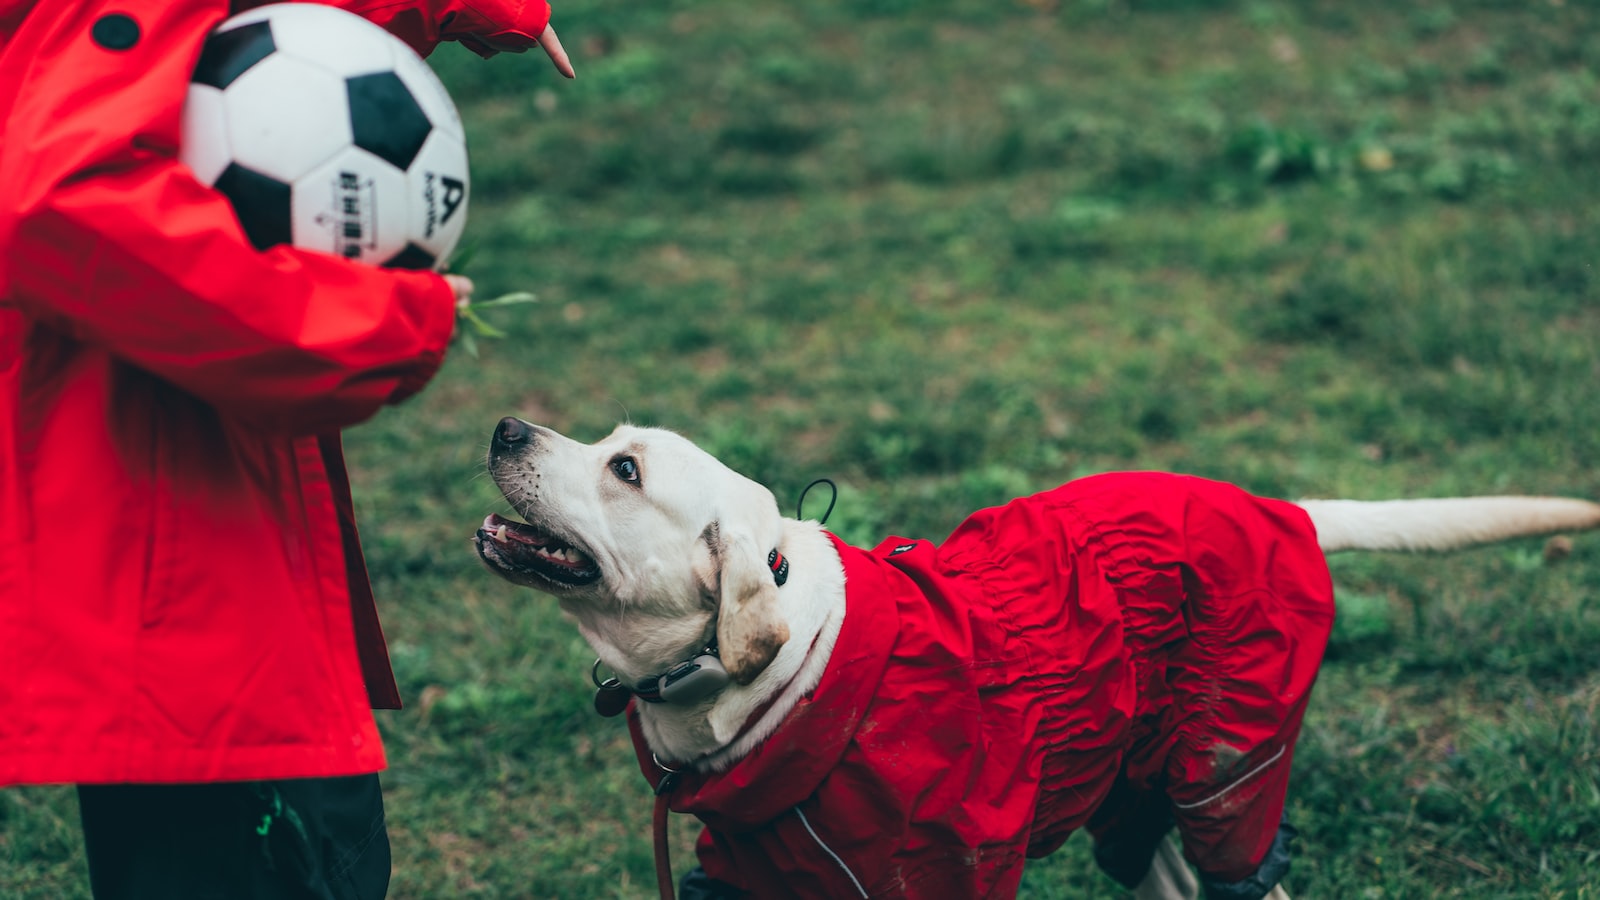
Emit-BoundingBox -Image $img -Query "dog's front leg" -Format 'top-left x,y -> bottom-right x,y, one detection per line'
1129,837 -> 1294,900
1131,834 -> 1198,900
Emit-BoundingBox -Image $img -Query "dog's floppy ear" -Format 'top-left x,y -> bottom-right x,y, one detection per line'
705,525 -> 789,685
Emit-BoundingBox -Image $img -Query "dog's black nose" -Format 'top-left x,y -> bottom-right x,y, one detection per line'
493,417 -> 533,448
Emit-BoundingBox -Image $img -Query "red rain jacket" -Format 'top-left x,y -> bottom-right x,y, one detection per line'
0,0 -> 548,785
634,473 -> 1336,898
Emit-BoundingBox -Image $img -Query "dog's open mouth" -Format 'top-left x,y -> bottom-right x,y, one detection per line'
476,513 -> 601,587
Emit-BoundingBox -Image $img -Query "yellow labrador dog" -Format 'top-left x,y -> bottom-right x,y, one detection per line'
474,417 -> 1599,900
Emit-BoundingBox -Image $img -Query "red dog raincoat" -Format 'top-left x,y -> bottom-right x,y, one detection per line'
634,472 -> 1335,898
0,0 -> 549,785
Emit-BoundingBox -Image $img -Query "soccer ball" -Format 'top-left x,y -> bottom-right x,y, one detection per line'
179,2 -> 469,270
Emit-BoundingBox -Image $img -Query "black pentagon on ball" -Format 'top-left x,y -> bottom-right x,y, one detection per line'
347,72 -> 433,170
213,163 -> 291,251
383,242 -> 436,271
192,20 -> 275,89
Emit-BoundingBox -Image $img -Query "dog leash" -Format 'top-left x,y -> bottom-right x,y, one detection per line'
645,668 -> 792,900
644,648 -> 822,900
644,477 -> 838,900
652,756 -> 683,900
646,688 -> 786,900
655,793 -> 675,899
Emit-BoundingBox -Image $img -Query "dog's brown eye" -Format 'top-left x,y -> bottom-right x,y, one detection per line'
610,456 -> 640,484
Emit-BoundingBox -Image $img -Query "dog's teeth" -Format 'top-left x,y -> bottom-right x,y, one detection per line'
547,547 -> 581,564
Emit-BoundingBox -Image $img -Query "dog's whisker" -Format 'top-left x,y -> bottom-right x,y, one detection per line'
610,398 -> 631,425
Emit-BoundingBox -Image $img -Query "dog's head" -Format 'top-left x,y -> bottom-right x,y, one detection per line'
475,418 -> 790,685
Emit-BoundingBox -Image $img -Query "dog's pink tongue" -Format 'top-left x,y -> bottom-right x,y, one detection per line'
485,514 -> 552,547
482,514 -> 596,573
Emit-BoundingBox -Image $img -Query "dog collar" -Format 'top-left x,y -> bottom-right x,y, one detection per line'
591,546 -> 791,717
592,648 -> 728,717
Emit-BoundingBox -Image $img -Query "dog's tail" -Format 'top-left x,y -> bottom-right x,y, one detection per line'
1296,496 -> 1600,553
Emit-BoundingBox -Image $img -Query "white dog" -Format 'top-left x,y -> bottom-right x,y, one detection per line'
474,417 -> 1599,900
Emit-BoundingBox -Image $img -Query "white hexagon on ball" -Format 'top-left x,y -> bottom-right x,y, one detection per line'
178,84 -> 231,186
404,131 -> 471,266
177,3 -> 471,269
223,55 -> 351,181
252,2 -> 394,79
291,147 -> 410,267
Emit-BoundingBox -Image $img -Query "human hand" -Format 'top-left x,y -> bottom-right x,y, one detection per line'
444,274 -> 475,310
453,23 -> 575,79
449,275 -> 541,358
537,25 -> 574,79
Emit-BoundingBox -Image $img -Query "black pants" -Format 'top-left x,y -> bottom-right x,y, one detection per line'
77,774 -> 390,900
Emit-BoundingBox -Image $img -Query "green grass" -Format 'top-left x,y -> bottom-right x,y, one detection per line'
6,0 -> 1600,896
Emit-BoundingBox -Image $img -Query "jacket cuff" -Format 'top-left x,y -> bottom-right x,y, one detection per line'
335,0 -> 552,58
1199,822 -> 1298,900
386,271 -> 456,405
446,0 -> 554,59
1092,809 -> 1176,888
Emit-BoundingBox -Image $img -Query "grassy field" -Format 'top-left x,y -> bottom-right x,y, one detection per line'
6,0 -> 1600,896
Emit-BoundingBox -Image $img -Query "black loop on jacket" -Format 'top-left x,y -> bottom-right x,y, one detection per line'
797,478 -> 837,525
1198,822 -> 1298,900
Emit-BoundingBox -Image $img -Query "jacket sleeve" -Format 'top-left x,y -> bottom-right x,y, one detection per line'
313,0 -> 553,59
0,1 -> 457,435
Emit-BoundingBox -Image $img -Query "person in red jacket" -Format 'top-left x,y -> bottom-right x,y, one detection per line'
0,1 -> 571,896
